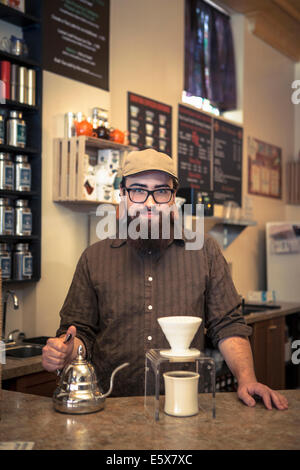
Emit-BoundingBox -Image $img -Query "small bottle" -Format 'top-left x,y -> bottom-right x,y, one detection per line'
0,243 -> 12,279
15,155 -> 31,191
13,243 -> 33,280
7,111 -> 26,148
0,153 -> 14,190
0,198 -> 14,235
15,199 -> 32,236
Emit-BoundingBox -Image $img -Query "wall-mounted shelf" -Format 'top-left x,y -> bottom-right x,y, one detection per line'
0,0 -> 42,284
53,136 -> 135,209
199,216 -> 257,249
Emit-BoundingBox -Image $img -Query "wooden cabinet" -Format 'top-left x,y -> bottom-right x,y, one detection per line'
3,370 -> 57,398
250,316 -> 285,390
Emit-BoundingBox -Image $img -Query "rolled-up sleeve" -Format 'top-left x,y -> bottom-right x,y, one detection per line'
56,250 -> 100,359
204,237 -> 252,348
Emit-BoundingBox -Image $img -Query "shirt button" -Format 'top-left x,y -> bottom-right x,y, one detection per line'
148,276 -> 153,282
148,305 -> 153,310
147,336 -> 152,341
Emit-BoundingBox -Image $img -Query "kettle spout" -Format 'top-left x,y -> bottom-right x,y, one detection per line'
102,362 -> 129,398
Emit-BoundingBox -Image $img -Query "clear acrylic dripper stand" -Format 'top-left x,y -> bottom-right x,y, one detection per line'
144,349 -> 216,421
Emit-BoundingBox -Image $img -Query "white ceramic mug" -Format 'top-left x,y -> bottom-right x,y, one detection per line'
163,370 -> 199,417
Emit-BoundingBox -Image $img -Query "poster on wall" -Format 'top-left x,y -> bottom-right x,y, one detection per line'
248,137 -> 282,199
177,104 -> 212,192
127,92 -> 172,155
213,119 -> 243,206
43,0 -> 109,90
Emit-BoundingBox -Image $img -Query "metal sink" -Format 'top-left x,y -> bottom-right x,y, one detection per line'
6,344 -> 43,358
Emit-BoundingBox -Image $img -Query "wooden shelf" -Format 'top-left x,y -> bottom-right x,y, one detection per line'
0,100 -> 39,113
0,190 -> 38,199
0,4 -> 40,27
1,1 -> 42,284
85,136 -> 136,151
0,50 -> 40,68
0,144 -> 40,154
54,200 -> 118,214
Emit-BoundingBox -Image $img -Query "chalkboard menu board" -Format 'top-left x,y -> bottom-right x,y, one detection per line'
213,119 -> 243,205
128,92 -> 172,155
43,0 -> 109,90
177,104 -> 212,192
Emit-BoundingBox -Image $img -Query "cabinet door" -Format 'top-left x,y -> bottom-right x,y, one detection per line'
250,317 -> 285,390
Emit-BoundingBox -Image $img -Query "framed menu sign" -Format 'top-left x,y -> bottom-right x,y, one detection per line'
43,0 -> 109,90
213,119 -> 243,206
127,92 -> 172,155
177,104 -> 212,192
248,137 -> 282,199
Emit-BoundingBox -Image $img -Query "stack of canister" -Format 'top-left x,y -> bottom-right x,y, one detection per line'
0,60 -> 36,106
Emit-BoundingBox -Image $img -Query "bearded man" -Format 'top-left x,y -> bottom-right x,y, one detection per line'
42,149 -> 288,410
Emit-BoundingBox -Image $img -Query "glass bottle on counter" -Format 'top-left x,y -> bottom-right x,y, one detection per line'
15,155 -> 31,191
7,111 -> 26,148
13,243 -> 33,280
15,199 -> 32,236
0,153 -> 14,190
0,243 -> 12,279
0,198 -> 14,235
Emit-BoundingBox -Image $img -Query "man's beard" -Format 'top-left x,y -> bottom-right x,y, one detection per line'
126,208 -> 175,255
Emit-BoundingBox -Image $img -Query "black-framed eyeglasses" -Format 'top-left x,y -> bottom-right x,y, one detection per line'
125,187 -> 175,204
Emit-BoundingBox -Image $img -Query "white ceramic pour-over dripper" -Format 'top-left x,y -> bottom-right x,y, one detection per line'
157,316 -> 202,358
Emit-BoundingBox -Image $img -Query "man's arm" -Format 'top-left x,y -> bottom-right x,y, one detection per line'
218,336 -> 288,410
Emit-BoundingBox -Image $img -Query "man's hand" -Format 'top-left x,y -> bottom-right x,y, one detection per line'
42,325 -> 77,372
237,381 -> 288,410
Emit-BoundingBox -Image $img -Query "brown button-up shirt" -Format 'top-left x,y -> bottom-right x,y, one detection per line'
56,233 -> 252,397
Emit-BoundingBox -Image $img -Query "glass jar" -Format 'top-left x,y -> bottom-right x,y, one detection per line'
13,243 -> 33,280
0,243 -> 12,279
0,153 -> 14,190
0,198 -> 14,235
6,110 -> 26,148
15,155 -> 31,191
15,199 -> 32,236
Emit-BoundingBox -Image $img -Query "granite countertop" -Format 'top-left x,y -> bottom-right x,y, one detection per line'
0,389 -> 299,450
2,355 -> 44,381
244,301 -> 300,325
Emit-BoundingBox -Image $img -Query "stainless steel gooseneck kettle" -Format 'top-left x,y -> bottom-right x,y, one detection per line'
53,345 -> 129,414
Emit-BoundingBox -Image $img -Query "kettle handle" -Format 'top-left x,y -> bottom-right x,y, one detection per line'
102,362 -> 129,398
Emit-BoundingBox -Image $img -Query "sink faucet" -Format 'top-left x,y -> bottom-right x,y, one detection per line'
2,290 -> 19,342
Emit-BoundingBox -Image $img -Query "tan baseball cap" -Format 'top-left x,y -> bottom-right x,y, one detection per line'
121,148 -> 178,180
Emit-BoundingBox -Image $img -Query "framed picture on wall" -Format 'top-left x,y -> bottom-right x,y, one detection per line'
248,137 -> 282,199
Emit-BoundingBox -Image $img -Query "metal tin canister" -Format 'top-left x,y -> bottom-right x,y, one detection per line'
18,67 -> 28,104
15,154 -> 31,191
0,153 -> 14,190
0,111 -> 5,144
7,111 -> 26,148
27,69 -> 36,106
10,64 -> 19,102
15,199 -> 32,236
13,243 -> 33,280
64,112 -> 76,138
0,198 -> 14,235
0,243 -> 11,279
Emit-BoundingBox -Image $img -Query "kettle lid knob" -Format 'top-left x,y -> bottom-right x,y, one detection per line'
77,344 -> 85,360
